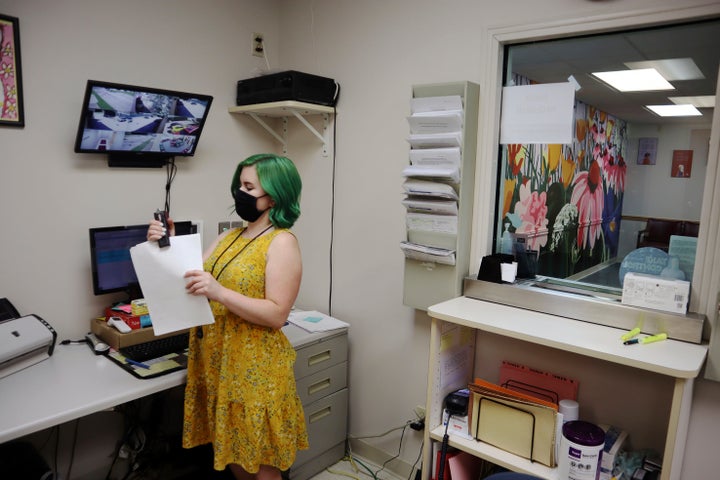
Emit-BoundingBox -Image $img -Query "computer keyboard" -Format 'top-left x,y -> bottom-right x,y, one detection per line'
120,332 -> 190,362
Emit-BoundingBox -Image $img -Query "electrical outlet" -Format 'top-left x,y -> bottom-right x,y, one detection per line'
252,32 -> 265,58
414,405 -> 426,420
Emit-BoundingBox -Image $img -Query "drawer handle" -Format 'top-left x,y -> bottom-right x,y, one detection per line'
308,350 -> 331,366
308,378 -> 331,396
308,406 -> 332,423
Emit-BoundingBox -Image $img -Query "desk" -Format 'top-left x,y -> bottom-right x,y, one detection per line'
0,323 -> 348,480
0,344 -> 186,444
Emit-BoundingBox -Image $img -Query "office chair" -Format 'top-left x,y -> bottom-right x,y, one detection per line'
484,472 -> 542,480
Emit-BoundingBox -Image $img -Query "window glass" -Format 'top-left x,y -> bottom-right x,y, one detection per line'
495,20 -> 719,296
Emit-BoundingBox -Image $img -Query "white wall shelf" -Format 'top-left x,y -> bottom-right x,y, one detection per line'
422,296 -> 708,480
228,101 -> 334,155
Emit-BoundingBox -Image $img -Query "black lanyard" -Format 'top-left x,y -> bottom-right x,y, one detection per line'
210,224 -> 273,281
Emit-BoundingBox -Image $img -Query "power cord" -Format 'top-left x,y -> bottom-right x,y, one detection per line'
163,157 -> 177,216
346,419 -> 418,480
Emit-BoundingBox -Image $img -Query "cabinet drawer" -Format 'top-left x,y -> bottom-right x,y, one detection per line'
294,333 -> 347,380
294,388 -> 348,468
296,361 -> 347,406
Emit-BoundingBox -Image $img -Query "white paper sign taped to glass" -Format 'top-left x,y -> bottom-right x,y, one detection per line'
130,234 -> 214,335
499,82 -> 575,145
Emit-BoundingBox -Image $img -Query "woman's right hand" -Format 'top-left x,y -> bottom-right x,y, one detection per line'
147,218 -> 175,242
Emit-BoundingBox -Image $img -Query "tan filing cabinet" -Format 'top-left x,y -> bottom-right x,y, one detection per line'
282,323 -> 349,480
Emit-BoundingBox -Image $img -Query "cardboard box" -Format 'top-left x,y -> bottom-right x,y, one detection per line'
90,317 -> 189,350
621,272 -> 690,314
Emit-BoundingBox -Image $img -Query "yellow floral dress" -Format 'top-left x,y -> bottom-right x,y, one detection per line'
182,228 -> 309,472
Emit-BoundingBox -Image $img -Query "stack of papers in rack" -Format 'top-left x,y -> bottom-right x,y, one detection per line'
407,131 -> 462,150
288,310 -> 349,333
402,94 -> 464,267
468,378 -> 558,467
410,94 -> 463,114
406,212 -> 458,235
402,198 -> 458,215
409,147 -> 461,169
402,164 -> 460,183
400,241 -> 456,266
402,179 -> 458,200
407,111 -> 463,135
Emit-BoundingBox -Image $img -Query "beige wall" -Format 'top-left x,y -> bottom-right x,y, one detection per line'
1,1 -> 719,479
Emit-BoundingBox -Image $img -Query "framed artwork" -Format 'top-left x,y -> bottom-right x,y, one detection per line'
0,14 -> 24,127
637,137 -> 658,165
671,150 -> 693,178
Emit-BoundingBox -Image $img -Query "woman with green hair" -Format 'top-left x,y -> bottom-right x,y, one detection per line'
148,153 -> 307,480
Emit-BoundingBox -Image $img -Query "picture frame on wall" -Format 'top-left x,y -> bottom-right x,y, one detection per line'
0,13 -> 24,127
637,137 -> 658,165
671,150 -> 693,178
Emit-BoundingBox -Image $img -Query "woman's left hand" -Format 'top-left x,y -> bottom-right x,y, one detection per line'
184,270 -> 222,300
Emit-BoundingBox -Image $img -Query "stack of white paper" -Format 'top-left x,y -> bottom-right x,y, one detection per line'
406,212 -> 458,235
401,95 -> 464,267
400,241 -> 456,266
401,164 -> 460,183
410,95 -> 463,114
402,179 -> 458,200
407,131 -> 462,149
402,198 -> 458,215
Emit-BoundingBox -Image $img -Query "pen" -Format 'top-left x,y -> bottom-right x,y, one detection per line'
624,333 -> 668,345
126,358 -> 151,369
621,327 -> 641,342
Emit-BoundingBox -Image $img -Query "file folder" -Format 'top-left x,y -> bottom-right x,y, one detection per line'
468,378 -> 557,467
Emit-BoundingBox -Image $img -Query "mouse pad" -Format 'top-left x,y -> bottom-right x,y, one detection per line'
107,349 -> 188,379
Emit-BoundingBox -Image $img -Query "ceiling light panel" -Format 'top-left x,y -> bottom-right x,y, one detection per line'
592,68 -> 675,92
646,104 -> 702,117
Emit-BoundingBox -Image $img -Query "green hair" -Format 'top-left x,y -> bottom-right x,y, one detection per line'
230,153 -> 302,228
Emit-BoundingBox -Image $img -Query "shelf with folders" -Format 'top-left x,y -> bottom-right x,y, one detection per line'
401,81 -> 479,311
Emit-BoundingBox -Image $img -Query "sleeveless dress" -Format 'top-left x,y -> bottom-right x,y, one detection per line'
182,228 -> 309,472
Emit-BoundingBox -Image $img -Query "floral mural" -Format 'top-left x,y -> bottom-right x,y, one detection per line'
498,91 -> 627,279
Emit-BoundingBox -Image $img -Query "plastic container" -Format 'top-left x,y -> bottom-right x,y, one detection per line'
559,399 -> 580,423
557,420 -> 605,480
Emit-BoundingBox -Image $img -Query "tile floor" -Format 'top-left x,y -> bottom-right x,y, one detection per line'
309,457 -> 407,480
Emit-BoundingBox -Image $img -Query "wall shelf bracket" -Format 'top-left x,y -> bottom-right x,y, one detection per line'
229,101 -> 334,156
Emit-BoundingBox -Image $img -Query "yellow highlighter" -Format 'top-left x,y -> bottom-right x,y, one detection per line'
624,333 -> 668,345
621,327 -> 641,342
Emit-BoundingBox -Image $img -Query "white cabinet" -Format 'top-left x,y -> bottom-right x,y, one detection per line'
422,296 -> 707,480
283,324 -> 349,480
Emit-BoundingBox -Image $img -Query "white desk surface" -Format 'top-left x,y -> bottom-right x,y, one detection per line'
429,296 -> 708,378
0,344 -> 186,444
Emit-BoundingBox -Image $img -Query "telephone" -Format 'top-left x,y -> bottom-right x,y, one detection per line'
0,298 -> 20,322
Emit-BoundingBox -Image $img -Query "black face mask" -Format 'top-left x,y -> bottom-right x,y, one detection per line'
234,189 -> 268,222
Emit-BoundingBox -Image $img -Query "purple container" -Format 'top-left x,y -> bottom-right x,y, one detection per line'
558,421 -> 605,480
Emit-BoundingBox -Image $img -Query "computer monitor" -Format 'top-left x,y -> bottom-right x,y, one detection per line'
89,221 -> 196,299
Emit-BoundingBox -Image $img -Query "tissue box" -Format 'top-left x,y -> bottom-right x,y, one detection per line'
599,425 -> 628,480
621,272 -> 690,314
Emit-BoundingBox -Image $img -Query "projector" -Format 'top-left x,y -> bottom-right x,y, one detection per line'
237,70 -> 339,107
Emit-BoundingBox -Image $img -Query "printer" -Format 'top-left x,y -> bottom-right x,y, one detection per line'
0,315 -> 57,379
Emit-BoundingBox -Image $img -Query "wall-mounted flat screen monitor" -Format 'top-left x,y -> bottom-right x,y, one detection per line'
74,80 -> 213,167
